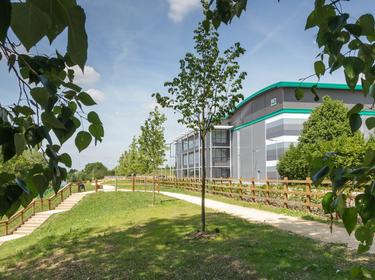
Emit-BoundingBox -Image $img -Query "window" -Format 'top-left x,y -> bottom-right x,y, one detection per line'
212,148 -> 229,165
188,152 -> 194,167
183,155 -> 187,167
212,130 -> 229,146
188,136 -> 194,150
183,140 -> 188,151
212,167 -> 230,178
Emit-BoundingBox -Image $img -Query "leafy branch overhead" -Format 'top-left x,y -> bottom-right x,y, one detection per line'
0,0 -> 103,218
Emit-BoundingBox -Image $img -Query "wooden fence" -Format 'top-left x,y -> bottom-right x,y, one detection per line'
0,183 -> 79,236
105,176 -> 335,215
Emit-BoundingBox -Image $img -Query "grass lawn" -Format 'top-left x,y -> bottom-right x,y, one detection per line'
0,192 -> 373,279
109,181 -> 335,224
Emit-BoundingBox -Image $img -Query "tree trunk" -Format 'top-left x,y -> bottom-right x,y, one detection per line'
200,135 -> 206,232
153,175 -> 156,206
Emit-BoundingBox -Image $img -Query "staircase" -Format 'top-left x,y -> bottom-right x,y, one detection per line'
0,191 -> 92,245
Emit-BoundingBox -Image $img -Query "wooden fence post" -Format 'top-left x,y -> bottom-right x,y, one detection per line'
48,199 -> 51,210
251,177 -> 256,202
306,177 -> 312,212
60,190 -> 63,202
95,179 -> 98,193
5,222 -> 8,235
132,176 -> 135,192
21,211 -> 24,224
69,184 -> 72,195
41,198 -> 44,211
33,201 -> 36,215
266,178 -> 271,205
239,178 -> 243,200
283,177 -> 289,208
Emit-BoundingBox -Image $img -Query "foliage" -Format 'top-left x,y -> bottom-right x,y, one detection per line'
0,1 -> 103,218
278,97 -> 367,179
116,137 -> 145,176
154,17 -> 246,231
0,149 -> 47,179
299,96 -> 352,144
138,107 -> 167,174
276,144 -> 309,180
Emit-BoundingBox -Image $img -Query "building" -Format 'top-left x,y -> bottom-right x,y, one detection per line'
173,81 -> 374,179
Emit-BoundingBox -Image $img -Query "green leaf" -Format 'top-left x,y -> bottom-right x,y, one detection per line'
30,87 -> 50,109
314,60 -> 325,78
342,207 -> 357,235
77,92 -> 96,106
347,103 -> 363,116
59,153 -> 72,168
10,2 -> 51,50
29,174 -> 49,197
349,113 -> 362,133
345,24 -> 362,37
75,131 -> 92,152
89,123 -> 104,141
312,165 -> 329,186
0,0 -> 11,43
305,10 -> 317,29
294,88 -> 304,100
87,111 -> 101,124
365,117 -> 375,130
14,132 -> 26,155
322,192 -> 335,214
357,14 -> 374,36
41,112 -> 66,130
333,194 -> 346,216
66,6 -> 88,70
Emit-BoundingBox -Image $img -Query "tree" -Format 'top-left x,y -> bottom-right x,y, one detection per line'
82,162 -> 109,180
204,0 -> 375,267
278,97 -> 367,179
138,107 -> 167,205
154,18 -> 246,232
277,144 -> 309,180
116,137 -> 144,176
0,1 -> 104,218
0,149 -> 47,178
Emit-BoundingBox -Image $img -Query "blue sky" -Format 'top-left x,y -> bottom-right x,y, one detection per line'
0,0 -> 373,170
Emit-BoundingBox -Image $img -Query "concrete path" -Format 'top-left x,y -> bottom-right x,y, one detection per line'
119,189 -> 374,254
0,191 -> 93,246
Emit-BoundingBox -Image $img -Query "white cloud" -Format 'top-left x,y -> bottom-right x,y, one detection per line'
71,65 -> 101,87
167,0 -> 201,22
87,89 -> 105,103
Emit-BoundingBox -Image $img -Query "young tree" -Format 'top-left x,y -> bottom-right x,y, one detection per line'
154,19 -> 246,232
117,137 -> 144,176
0,1 -> 103,218
138,107 -> 167,205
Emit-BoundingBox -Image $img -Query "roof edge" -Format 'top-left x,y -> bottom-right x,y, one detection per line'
235,81 -> 363,112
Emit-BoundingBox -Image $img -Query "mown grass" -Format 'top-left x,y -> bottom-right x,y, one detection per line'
0,192 -> 373,279
109,181 -> 334,225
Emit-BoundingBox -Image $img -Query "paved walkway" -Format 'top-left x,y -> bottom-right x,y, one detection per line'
0,191 -> 93,246
119,189 -> 374,254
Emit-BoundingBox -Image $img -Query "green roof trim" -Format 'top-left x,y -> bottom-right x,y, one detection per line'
232,107 -> 374,131
235,81 -> 363,112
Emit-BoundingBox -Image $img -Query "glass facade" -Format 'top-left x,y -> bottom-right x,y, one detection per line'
174,129 -> 231,179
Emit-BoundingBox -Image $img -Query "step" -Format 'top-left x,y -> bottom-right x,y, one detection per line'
14,229 -> 33,234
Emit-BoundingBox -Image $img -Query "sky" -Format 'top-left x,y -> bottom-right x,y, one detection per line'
0,0 -> 373,170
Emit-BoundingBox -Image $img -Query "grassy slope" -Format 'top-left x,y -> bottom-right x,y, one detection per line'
0,192 -> 372,280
